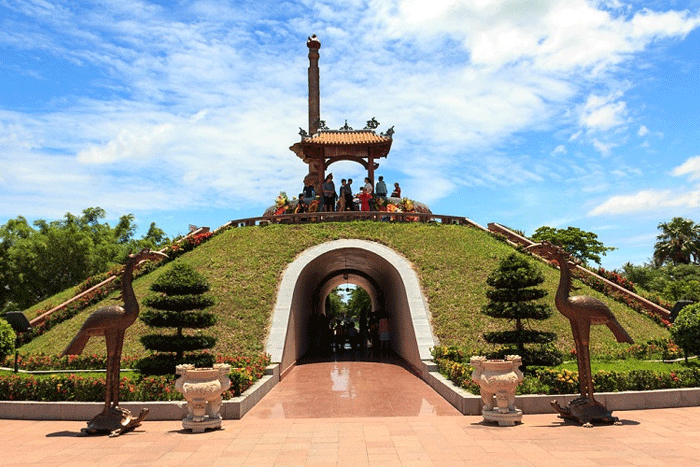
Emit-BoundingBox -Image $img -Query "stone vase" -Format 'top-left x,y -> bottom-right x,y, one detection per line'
470,355 -> 524,426
175,363 -> 231,433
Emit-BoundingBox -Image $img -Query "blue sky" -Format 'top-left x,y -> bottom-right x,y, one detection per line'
2,0 -> 700,270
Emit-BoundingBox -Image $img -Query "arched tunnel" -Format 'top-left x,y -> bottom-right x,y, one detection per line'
266,239 -> 436,379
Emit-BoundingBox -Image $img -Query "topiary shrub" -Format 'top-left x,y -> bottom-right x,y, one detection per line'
137,262 -> 217,375
481,253 -> 561,369
670,302 -> 700,362
0,319 -> 16,361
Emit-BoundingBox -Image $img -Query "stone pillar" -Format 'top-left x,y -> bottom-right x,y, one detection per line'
307,35 -> 321,136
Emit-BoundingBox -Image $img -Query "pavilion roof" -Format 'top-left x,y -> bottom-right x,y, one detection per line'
302,129 -> 392,146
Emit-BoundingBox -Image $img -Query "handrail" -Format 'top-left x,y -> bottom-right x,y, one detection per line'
486,222 -> 671,319
28,227 -> 210,328
219,211 -> 487,229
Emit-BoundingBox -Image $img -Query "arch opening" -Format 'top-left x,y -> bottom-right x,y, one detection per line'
267,240 -> 436,378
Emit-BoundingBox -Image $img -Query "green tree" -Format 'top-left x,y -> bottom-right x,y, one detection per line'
0,208 -> 170,310
531,226 -> 614,266
137,262 -> 217,375
481,253 -> 560,368
0,319 -> 16,361
669,303 -> 700,362
621,262 -> 700,302
653,217 -> 700,266
345,287 -> 372,324
326,288 -> 346,321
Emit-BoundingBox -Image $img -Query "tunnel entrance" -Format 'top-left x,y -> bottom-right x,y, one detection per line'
266,239 -> 436,379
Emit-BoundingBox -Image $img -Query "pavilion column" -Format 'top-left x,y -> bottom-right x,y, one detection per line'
307,35 -> 321,136
368,157 -> 375,184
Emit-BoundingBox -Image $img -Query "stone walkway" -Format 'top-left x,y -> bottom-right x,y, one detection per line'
2,360 -> 700,466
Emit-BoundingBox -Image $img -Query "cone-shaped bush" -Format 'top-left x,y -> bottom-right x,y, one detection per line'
481,253 -> 560,368
137,262 -> 217,375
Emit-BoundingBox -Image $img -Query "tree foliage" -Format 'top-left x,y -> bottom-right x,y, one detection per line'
481,253 -> 560,368
0,320 -> 16,361
138,262 -> 216,375
669,303 -> 700,361
344,287 -> 372,323
620,217 -> 700,302
0,207 -> 170,311
531,226 -> 614,266
653,217 -> 700,266
325,288 -> 346,321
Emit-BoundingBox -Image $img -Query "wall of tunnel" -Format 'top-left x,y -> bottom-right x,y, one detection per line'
266,239 -> 436,378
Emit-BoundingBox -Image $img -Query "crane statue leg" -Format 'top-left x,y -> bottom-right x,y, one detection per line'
552,319 -> 620,426
110,330 -> 125,409
80,330 -> 148,437
570,322 -> 588,400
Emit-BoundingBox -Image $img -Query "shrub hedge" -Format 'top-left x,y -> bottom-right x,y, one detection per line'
432,344 -> 700,395
0,352 -> 270,400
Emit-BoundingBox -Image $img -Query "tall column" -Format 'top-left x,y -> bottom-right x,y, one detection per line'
307,35 -> 321,136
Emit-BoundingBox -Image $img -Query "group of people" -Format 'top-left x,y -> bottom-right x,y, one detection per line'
304,174 -> 401,213
309,312 -> 391,354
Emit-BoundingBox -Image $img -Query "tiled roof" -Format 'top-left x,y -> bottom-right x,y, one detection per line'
303,130 -> 391,145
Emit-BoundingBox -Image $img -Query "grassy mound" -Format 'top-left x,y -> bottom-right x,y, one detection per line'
20,222 -> 669,358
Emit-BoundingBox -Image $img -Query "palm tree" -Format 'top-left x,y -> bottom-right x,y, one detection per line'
654,217 -> 700,266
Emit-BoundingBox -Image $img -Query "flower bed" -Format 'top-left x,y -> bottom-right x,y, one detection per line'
432,344 -> 700,395
0,353 -> 270,401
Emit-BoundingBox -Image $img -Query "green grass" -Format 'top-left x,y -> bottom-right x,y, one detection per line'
19,222 -> 670,359
556,359 -> 700,374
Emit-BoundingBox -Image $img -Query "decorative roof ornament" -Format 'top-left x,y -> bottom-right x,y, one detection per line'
381,126 -> 395,137
299,128 -> 308,138
307,34 -> 321,49
364,117 -> 380,130
339,120 -> 353,131
318,119 -> 328,130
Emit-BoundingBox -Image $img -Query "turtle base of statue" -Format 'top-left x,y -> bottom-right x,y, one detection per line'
551,398 -> 621,427
79,406 -> 149,437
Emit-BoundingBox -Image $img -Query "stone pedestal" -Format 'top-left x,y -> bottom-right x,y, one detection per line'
175,364 -> 231,433
470,355 -> 524,426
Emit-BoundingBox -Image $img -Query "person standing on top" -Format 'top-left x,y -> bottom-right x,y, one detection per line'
322,174 -> 336,212
363,177 -> 373,195
375,176 -> 387,201
338,179 -> 348,211
345,178 -> 355,211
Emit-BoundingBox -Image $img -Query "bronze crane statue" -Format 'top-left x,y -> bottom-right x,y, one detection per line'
63,248 -> 167,436
526,241 -> 633,426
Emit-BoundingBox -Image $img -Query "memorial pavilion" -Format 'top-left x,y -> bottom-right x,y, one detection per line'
289,35 -> 395,196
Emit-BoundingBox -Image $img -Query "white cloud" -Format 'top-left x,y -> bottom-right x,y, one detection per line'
589,155 -> 700,216
672,155 -> 700,181
77,123 -> 175,164
580,94 -> 628,131
638,125 -> 649,137
551,145 -> 567,156
588,189 -> 700,216
592,138 -> 616,156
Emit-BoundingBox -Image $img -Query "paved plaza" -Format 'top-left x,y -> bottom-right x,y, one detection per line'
2,360 -> 700,466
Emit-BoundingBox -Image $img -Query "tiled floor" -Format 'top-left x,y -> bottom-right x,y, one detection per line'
246,356 -> 460,419
2,359 -> 700,466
